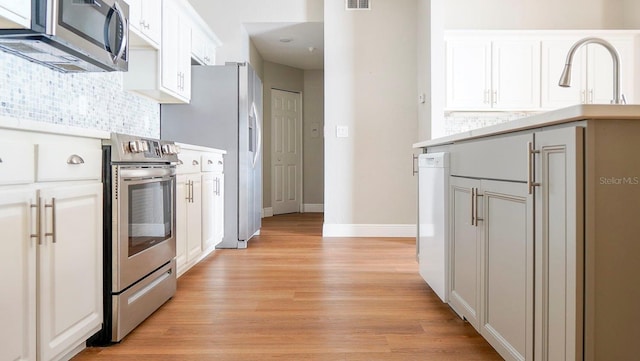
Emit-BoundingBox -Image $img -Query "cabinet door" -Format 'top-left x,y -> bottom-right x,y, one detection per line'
480,180 -> 534,361
179,18 -> 192,99
161,0 -> 180,97
446,39 -> 492,110
126,0 -> 142,33
175,174 -> 188,275
214,174 -> 224,246
0,188 -> 36,361
0,0 -> 30,28
448,176 -> 481,330
141,0 -> 161,46
534,127 -> 584,361
38,183 -> 102,361
541,39 -> 586,109
186,175 -> 202,262
201,172 -> 216,251
492,39 -> 541,110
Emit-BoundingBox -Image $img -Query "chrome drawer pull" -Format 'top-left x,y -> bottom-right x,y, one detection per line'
193,160 -> 199,166
208,159 -> 213,165
30,198 -> 42,244
67,154 -> 85,165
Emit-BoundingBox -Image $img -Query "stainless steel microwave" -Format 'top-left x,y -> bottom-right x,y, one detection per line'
0,0 -> 129,73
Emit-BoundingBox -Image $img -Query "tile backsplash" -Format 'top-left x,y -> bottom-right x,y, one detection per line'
0,51 -> 159,137
444,111 -> 538,135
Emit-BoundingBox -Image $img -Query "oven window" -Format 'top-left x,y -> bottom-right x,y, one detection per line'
128,180 -> 172,257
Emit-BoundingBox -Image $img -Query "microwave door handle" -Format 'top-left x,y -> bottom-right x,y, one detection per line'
113,1 -> 128,64
103,1 -> 128,64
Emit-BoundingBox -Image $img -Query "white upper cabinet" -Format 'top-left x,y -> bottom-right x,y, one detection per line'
446,38 -> 492,110
127,0 -> 162,48
541,34 -> 636,108
446,35 -> 541,111
125,0 -> 217,103
0,0 -> 30,28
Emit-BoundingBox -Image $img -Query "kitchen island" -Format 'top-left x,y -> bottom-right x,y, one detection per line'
414,104 -> 640,361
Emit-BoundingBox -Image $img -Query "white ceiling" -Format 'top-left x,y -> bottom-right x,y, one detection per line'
244,22 -> 324,70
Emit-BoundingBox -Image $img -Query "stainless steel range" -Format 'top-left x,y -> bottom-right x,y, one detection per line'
91,133 -> 180,344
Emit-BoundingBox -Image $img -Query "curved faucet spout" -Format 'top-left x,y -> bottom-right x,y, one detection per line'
558,37 -> 624,104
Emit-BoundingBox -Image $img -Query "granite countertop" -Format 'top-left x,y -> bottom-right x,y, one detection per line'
413,104 -> 640,148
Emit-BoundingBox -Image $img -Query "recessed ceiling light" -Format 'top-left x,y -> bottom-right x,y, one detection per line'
279,37 -> 293,43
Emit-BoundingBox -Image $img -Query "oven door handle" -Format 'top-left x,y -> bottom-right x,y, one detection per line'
118,167 -> 176,180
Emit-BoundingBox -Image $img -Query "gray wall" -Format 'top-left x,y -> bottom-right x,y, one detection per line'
303,70 -> 324,205
324,0 -> 419,230
444,0 -> 640,29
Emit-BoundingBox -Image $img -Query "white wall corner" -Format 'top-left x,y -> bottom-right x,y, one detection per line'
322,224 -> 417,238
262,207 -> 274,218
303,204 -> 325,213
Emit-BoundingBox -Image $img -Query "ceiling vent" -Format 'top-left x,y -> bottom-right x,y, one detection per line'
346,0 -> 370,10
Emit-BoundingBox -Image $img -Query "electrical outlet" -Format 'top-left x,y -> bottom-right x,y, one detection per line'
336,125 -> 349,138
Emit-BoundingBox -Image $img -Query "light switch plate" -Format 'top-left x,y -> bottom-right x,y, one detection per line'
336,125 -> 349,138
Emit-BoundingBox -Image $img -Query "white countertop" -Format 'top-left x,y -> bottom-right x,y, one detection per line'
176,142 -> 226,154
0,116 -> 111,139
413,104 -> 640,148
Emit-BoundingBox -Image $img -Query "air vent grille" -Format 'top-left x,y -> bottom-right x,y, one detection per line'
346,0 -> 370,10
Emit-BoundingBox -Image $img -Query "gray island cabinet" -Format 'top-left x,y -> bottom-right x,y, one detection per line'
414,104 -> 640,361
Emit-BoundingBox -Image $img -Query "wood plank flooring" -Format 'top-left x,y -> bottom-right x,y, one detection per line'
74,213 -> 502,360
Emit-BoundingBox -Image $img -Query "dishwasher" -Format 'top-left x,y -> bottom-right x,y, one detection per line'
417,152 -> 449,303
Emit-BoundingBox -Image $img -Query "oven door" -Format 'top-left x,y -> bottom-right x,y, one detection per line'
113,165 -> 176,292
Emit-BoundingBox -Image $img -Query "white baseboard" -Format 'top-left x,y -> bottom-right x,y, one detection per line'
322,223 -> 417,238
303,204 -> 324,213
262,207 -> 273,217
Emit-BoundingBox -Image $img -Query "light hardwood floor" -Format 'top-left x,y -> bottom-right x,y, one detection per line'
74,213 -> 502,360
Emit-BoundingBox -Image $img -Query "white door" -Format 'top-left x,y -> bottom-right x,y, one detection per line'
272,89 -> 302,215
492,39 -> 541,109
445,39 -> 492,110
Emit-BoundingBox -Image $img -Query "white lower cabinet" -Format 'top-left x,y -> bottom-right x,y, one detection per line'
37,183 -> 103,361
0,188 -> 36,361
175,146 -> 225,277
176,172 -> 202,276
0,130 -> 103,361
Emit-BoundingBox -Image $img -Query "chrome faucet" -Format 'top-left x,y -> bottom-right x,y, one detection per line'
558,37 -> 625,104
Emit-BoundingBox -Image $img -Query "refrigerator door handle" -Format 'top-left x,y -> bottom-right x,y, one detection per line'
251,102 -> 262,168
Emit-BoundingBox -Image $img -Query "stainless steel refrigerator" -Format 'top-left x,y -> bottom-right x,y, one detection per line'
160,63 -> 262,249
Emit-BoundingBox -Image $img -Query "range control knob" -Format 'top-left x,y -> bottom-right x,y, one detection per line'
162,144 -> 180,155
128,140 -> 145,153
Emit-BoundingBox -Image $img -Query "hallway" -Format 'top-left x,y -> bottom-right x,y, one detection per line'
74,213 -> 501,360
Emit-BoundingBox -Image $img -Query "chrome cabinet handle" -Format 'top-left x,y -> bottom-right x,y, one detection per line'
30,198 -> 42,244
0,157 -> 3,163
412,154 -> 418,176
67,154 -> 85,165
178,159 -> 184,165
208,159 -> 214,165
45,198 -> 56,243
192,160 -> 199,166
471,188 -> 476,226
471,187 -> 483,226
527,142 -> 540,195
492,90 -> 498,105
218,160 -> 223,165
186,180 -> 192,202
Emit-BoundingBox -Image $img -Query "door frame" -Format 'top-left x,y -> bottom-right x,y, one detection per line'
270,88 -> 304,215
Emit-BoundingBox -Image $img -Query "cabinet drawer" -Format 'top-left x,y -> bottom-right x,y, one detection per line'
450,133 -> 533,181
177,150 -> 201,174
200,153 -> 223,173
0,141 -> 35,185
36,143 -> 101,182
